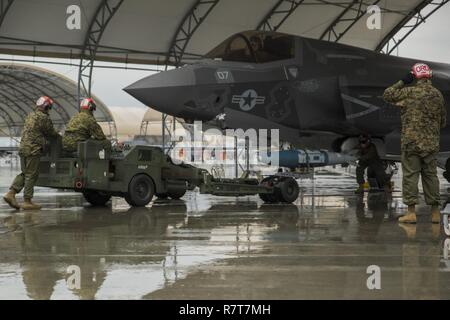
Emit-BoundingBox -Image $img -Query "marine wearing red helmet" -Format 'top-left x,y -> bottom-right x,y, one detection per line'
80,98 -> 97,112
383,61 -> 446,225
36,96 -> 54,112
411,63 -> 432,79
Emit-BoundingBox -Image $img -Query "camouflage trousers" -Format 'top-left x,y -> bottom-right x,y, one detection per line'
401,151 -> 440,206
10,155 -> 40,199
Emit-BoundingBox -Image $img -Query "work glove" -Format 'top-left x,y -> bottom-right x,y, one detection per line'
402,72 -> 415,85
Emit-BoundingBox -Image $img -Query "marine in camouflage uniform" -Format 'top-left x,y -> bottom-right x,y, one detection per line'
62,98 -> 111,153
383,63 -> 446,224
3,96 -> 59,210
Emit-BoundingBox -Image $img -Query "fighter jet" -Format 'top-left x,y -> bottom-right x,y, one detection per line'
124,30 -> 450,165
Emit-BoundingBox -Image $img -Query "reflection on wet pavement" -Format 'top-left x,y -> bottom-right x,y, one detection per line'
0,169 -> 449,299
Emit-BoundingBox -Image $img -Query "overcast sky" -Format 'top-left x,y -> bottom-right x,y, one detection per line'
2,3 -> 450,109
391,3 -> 450,63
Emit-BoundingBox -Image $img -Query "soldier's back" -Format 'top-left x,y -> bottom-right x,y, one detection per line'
65,112 -> 94,135
401,80 -> 444,155
20,111 -> 48,156
63,112 -> 97,152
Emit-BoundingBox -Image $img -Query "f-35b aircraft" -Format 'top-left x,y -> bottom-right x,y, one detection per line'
124,30 -> 450,169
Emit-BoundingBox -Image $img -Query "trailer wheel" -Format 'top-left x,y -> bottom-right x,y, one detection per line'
259,193 -> 279,203
83,190 -> 111,206
259,193 -> 270,202
126,174 -> 155,207
275,178 -> 299,203
168,188 -> 186,200
259,177 -> 279,203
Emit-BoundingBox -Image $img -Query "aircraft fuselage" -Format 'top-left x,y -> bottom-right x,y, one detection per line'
125,31 -> 450,156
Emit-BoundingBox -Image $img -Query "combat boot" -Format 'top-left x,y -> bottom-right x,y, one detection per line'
399,205 -> 417,224
431,205 -> 441,224
21,198 -> 41,210
398,224 -> 416,239
3,189 -> 20,209
354,184 -> 365,194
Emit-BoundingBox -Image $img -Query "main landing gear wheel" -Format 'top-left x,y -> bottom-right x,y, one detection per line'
83,190 -> 111,206
125,174 -> 155,207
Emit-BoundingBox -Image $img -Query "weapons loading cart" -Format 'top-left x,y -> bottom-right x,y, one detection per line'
36,137 -> 300,207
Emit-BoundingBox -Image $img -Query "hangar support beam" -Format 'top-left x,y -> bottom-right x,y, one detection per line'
78,0 -> 124,102
0,0 -> 14,27
319,0 -> 381,42
257,0 -> 306,32
0,92 -> 20,128
166,0 -> 220,67
376,0 -> 449,54
0,0 -> 15,134
0,86 -> 28,121
164,0 -> 220,152
0,71 -> 71,123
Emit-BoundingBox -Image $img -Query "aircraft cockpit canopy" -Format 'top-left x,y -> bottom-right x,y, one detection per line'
205,31 -> 295,63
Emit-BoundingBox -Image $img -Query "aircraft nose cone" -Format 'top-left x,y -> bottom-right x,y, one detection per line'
124,67 -> 196,118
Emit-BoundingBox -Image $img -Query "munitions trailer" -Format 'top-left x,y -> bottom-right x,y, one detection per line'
36,138 -> 300,206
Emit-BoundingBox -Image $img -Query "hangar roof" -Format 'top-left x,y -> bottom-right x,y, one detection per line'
0,0 -> 448,66
0,63 -> 114,135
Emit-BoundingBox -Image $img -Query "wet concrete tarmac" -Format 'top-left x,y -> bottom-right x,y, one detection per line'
0,167 -> 450,300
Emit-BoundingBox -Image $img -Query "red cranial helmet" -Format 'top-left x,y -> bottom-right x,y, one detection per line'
412,63 -> 432,79
80,98 -> 97,111
36,96 -> 54,110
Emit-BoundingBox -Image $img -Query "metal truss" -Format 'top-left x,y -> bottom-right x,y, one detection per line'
0,92 -> 19,128
0,89 -> 27,121
0,90 -> 27,137
0,72 -> 29,118
166,0 -> 220,67
78,0 -> 124,101
161,114 -> 177,154
376,0 -> 449,54
0,0 -> 16,133
7,70 -> 73,121
0,81 -> 67,125
140,120 -> 149,136
108,121 -> 117,140
0,0 -> 14,27
320,0 -> 381,42
257,0 -> 306,32
164,0 -> 220,151
0,70 -> 71,123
